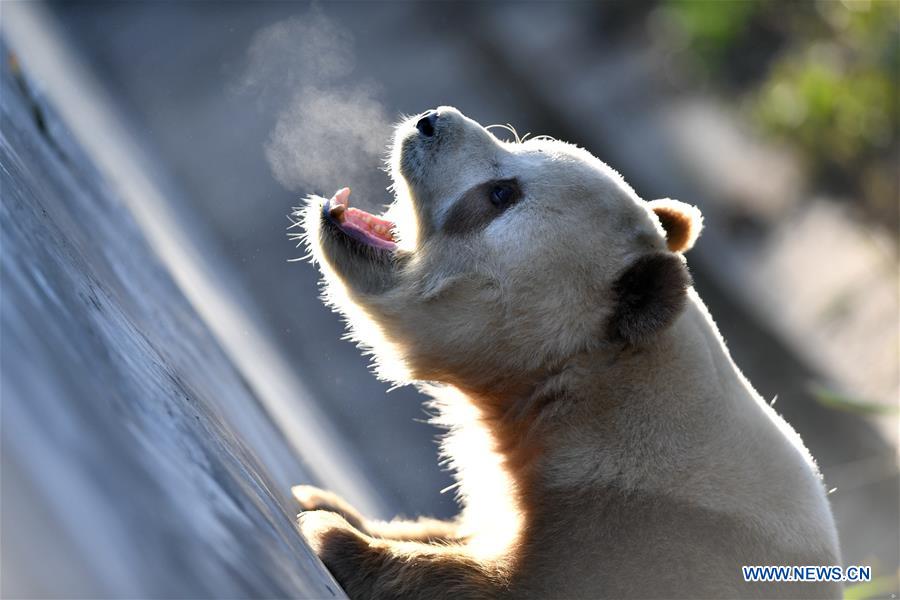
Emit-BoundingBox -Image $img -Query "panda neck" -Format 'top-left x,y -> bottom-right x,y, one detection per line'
436,290 -> 744,552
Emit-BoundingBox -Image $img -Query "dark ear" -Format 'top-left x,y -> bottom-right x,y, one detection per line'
607,252 -> 692,345
649,199 -> 703,253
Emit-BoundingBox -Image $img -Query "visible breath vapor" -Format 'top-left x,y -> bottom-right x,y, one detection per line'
266,85 -> 391,195
237,9 -> 394,205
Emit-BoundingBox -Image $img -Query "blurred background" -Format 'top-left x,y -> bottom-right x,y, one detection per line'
3,1 -> 898,597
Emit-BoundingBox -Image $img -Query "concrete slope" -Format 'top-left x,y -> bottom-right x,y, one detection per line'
0,23 -> 349,600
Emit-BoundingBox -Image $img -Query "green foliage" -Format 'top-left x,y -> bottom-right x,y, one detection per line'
753,2 -> 898,166
662,0 -> 900,231
662,0 -> 759,71
810,383 -> 899,416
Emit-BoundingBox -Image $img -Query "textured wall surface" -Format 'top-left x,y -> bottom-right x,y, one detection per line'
0,44 -> 346,599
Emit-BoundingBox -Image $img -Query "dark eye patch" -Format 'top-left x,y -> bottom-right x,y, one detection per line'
443,178 -> 522,236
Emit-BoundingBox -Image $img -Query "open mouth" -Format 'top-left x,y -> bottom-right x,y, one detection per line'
323,187 -> 398,251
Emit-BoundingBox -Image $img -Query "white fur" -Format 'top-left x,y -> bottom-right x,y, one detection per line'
299,106 -> 841,597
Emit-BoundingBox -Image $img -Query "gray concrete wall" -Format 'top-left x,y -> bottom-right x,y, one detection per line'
0,11 -> 351,598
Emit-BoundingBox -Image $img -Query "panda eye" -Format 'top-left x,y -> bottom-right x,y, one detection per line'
490,182 -> 519,208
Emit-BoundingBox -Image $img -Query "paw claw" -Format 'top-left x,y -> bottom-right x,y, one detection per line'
291,484 -> 321,510
290,484 -> 368,533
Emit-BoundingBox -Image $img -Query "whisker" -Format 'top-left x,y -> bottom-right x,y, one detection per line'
506,123 -> 521,144
485,123 -> 521,143
440,481 -> 463,494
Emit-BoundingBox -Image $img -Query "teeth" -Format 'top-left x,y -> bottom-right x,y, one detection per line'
328,190 -> 396,241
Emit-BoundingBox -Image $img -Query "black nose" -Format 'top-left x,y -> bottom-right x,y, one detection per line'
416,111 -> 438,137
